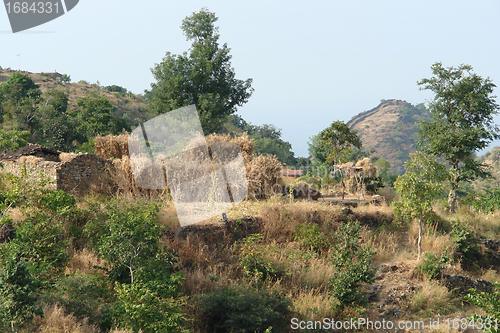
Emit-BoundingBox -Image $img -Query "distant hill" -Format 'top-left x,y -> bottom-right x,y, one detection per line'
0,68 -> 148,125
473,146 -> 500,192
347,99 -> 431,174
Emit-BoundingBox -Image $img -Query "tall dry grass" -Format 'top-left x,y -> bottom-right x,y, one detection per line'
32,304 -> 99,333
65,248 -> 106,275
410,280 -> 455,315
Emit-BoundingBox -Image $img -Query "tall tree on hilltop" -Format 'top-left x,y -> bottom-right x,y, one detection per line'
149,8 -> 254,134
417,62 -> 500,213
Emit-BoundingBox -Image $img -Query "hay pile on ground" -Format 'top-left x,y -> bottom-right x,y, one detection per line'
94,133 -> 129,160
338,158 -> 379,196
96,133 -> 283,200
207,133 -> 282,199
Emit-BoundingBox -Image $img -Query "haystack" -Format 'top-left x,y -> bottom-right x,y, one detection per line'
94,133 -> 129,159
96,132 -> 283,200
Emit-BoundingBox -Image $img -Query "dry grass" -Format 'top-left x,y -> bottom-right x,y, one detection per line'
95,133 -> 130,160
181,264 -> 241,295
32,304 -> 99,333
59,153 -> 77,162
407,220 -> 452,255
352,201 -> 394,215
361,228 -> 407,263
289,289 -> 337,320
481,268 -> 500,283
410,280 -> 455,315
64,248 -> 105,275
18,155 -> 44,164
259,201 -> 340,244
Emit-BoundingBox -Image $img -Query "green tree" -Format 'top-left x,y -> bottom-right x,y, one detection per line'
394,152 -> 448,259
149,8 -> 254,134
307,134 -> 328,163
315,120 -> 362,199
34,89 -> 79,151
92,200 -> 186,332
61,74 -> 71,83
247,124 -> 296,165
96,200 -> 163,284
0,73 -> 42,132
374,157 -> 397,186
418,62 -> 500,212
0,128 -> 30,152
466,283 -> 500,333
75,93 -> 115,140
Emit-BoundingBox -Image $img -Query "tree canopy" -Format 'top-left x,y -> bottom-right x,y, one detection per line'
149,8 -> 254,134
394,152 -> 448,259
315,120 -> 362,164
418,62 -> 500,212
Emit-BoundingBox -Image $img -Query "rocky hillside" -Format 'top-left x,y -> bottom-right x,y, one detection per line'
0,68 -> 148,124
347,99 -> 430,174
473,146 -> 500,192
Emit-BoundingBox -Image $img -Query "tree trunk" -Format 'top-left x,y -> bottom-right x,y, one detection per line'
448,188 -> 456,213
417,213 -> 423,260
448,165 -> 460,213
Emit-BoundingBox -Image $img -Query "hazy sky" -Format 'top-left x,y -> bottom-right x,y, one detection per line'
2,0 -> 500,157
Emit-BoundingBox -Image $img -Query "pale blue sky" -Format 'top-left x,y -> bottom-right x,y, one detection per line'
2,0 -> 500,157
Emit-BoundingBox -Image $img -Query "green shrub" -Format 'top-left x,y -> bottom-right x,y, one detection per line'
292,223 -> 330,254
238,234 -> 283,284
112,282 -> 186,333
415,252 -> 449,280
0,128 -> 30,152
466,283 -> 500,333
40,273 -> 111,326
329,219 -> 376,307
0,255 -> 42,331
451,220 -> 479,264
472,189 -> 500,213
94,199 -> 165,284
197,286 -> 292,333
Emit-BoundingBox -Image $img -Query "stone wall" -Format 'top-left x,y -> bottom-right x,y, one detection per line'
57,154 -> 113,194
0,150 -> 113,195
1,157 -> 59,190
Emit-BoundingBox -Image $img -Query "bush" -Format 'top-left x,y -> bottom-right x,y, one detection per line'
329,219 -> 376,307
0,128 -> 30,152
292,223 -> 330,254
0,255 -> 42,331
466,283 -> 500,333
105,85 -> 128,94
472,189 -> 500,213
40,273 -> 111,327
415,252 -> 449,280
451,220 -> 479,264
238,234 -> 283,284
197,286 -> 292,333
112,282 -> 185,333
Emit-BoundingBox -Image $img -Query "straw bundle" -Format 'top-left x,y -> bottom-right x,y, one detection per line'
96,132 -> 283,200
94,133 -> 130,159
